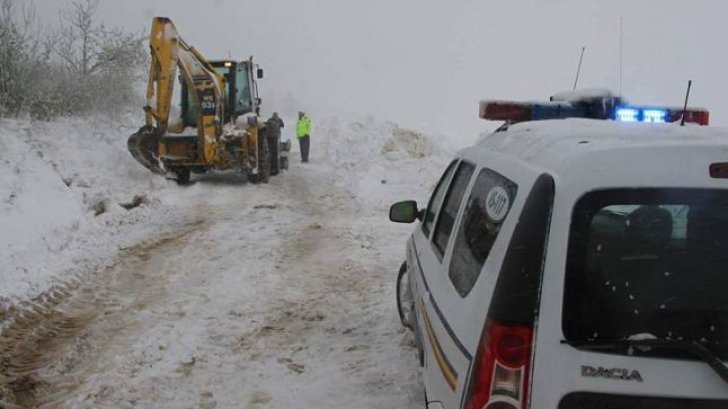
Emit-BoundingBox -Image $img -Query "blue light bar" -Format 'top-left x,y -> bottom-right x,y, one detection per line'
616,107 -> 639,122
481,93 -> 709,126
642,109 -> 667,123
615,106 -> 669,123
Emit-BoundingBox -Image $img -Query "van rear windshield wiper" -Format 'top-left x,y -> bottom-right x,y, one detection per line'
561,338 -> 728,385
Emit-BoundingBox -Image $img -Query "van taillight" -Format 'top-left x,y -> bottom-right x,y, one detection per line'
464,319 -> 534,409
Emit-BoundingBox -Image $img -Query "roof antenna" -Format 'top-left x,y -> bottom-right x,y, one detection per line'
573,46 -> 586,90
619,17 -> 623,96
680,80 -> 692,126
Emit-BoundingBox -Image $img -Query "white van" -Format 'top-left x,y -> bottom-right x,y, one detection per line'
390,105 -> 728,409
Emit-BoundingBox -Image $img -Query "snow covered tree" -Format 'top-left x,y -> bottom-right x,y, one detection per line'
0,0 -> 50,118
56,0 -> 143,79
0,0 -> 145,120
53,0 -> 145,117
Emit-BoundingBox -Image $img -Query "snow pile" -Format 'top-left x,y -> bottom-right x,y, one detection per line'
319,116 -> 453,211
0,117 -> 178,308
381,127 -> 434,160
0,121 -> 83,255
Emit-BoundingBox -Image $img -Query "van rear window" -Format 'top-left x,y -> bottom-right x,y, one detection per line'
564,189 -> 728,358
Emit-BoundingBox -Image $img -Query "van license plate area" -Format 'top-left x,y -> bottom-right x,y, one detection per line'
559,392 -> 728,409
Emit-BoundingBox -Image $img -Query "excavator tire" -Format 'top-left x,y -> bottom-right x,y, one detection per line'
249,133 -> 270,184
269,134 -> 280,176
175,168 -> 191,186
128,126 -> 165,175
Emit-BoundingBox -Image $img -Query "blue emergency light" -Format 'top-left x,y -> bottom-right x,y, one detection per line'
615,107 -> 640,122
642,109 -> 668,123
615,107 -> 669,123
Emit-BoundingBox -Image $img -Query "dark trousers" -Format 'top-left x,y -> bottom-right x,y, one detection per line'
298,135 -> 310,162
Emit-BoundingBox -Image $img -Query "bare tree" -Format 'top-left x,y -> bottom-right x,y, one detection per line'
0,0 -> 145,119
56,0 -> 144,78
0,0 -> 48,117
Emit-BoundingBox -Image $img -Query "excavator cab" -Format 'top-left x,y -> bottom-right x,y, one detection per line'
180,60 -> 262,127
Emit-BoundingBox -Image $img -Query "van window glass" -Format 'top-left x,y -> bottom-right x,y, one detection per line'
433,162 -> 475,257
423,160 -> 458,237
564,189 -> 728,359
448,168 -> 518,297
489,174 -> 553,322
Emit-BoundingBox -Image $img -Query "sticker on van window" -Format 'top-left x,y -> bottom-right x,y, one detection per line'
485,186 -> 510,222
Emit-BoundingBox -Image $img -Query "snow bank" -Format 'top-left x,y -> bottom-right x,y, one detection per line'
0,121 -> 83,255
318,116 -> 453,211
0,117 -> 177,308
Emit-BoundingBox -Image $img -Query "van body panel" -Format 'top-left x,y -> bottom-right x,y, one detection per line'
414,148 -> 550,408
532,146 -> 728,407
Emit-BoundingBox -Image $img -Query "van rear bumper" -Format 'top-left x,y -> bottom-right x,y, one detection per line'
560,392 -> 728,409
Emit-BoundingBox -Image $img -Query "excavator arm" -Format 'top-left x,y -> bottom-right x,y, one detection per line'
130,17 -> 226,173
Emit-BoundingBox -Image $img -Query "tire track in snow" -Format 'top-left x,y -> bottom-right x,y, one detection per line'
230,161 -> 422,408
0,219 -> 205,408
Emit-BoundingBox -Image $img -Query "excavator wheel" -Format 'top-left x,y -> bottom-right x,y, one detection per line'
279,139 -> 291,171
175,168 -> 191,186
128,126 -> 165,175
269,134 -> 280,176
249,133 -> 270,184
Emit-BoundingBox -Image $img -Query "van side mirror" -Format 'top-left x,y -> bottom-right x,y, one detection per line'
389,200 -> 422,223
257,68 -> 264,79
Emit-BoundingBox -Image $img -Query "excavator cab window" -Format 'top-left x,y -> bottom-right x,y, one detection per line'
235,64 -> 252,116
181,81 -> 199,128
215,65 -> 232,122
179,61 -> 255,127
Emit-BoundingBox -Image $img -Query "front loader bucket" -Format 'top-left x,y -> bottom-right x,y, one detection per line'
128,126 -> 165,175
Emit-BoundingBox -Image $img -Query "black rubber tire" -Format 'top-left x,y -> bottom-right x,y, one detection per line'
269,135 -> 280,176
175,168 -> 191,186
396,261 -> 414,330
249,134 -> 270,184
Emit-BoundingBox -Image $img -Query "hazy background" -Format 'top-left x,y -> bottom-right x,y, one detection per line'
33,0 -> 728,146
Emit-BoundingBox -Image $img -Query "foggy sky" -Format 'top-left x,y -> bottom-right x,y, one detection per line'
32,0 -> 728,146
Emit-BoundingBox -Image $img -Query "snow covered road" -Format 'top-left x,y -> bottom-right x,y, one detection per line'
1,117 -> 452,408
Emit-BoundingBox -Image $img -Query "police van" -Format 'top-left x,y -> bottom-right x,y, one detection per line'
389,90 -> 728,409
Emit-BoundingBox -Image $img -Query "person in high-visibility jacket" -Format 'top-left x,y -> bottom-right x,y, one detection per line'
296,111 -> 312,163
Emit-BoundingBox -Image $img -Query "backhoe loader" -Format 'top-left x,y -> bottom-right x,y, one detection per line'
128,17 -> 286,185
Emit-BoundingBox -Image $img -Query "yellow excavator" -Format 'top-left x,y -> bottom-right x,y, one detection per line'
128,17 -> 287,185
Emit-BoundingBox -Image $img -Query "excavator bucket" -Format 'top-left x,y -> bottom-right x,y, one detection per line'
128,126 -> 166,175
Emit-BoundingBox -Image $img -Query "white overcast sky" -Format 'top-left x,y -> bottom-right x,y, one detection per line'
31,0 -> 728,144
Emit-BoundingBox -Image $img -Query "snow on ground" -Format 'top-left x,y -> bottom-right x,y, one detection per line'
0,114 -> 455,408
0,116 -> 187,311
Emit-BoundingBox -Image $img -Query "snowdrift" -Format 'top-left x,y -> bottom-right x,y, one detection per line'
319,116 -> 453,212
0,117 -> 174,309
